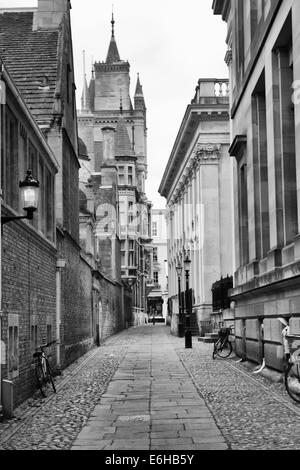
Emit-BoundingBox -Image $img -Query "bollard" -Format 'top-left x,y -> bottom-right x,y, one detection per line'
185,330 -> 192,349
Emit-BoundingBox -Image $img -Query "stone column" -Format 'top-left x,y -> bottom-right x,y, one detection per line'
292,1 -> 300,258
199,155 -> 220,311
277,48 -> 298,246
265,51 -> 281,262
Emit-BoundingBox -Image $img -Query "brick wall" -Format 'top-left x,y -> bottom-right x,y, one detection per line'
1,219 -> 57,407
98,278 -> 124,342
57,230 -> 94,367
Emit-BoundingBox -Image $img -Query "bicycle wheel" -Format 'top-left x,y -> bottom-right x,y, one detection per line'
217,340 -> 233,359
212,340 -> 220,360
285,362 -> 300,404
35,363 -> 47,398
45,359 -> 56,394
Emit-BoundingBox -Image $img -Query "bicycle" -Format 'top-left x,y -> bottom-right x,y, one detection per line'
212,326 -> 233,360
284,334 -> 300,404
33,340 -> 57,398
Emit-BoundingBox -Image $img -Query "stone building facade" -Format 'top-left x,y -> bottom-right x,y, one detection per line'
0,61 -> 59,408
0,1 -> 127,410
213,0 -> 300,371
147,209 -> 168,323
78,15 -> 153,325
159,79 -> 232,336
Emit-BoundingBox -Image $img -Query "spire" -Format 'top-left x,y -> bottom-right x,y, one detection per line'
88,59 -> 95,112
111,8 -> 115,37
106,11 -> 120,64
120,90 -> 123,115
134,73 -> 146,112
135,73 -> 144,97
115,115 -> 135,158
81,50 -> 90,112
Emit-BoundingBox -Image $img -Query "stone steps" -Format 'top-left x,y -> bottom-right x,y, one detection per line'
198,332 -> 219,344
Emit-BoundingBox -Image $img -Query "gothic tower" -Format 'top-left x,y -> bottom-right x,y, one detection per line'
78,13 -> 148,195
77,14 -> 152,318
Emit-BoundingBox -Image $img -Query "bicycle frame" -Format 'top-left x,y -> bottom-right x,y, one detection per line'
40,351 -> 47,375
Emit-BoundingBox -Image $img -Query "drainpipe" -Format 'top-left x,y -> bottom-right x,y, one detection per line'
56,259 -> 66,374
253,320 -> 265,374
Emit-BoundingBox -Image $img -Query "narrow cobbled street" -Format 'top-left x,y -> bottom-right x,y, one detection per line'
0,325 -> 300,450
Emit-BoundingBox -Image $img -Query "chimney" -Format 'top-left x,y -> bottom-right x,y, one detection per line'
35,0 -> 71,29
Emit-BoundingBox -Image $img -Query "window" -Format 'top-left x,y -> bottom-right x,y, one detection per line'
129,252 -> 135,267
128,166 -> 133,186
239,163 -> 249,265
152,221 -> 158,237
272,17 -> 298,246
153,272 -> 159,285
19,125 -> 27,197
235,0 -> 245,82
129,240 -> 135,267
118,166 -> 125,185
153,247 -> 158,263
121,240 -> 126,267
117,165 -> 135,186
38,156 -> 45,234
119,198 -> 126,234
5,106 -> 18,211
28,141 -> 39,229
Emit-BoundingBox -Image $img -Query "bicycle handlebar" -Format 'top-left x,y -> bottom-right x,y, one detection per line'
36,340 -> 57,350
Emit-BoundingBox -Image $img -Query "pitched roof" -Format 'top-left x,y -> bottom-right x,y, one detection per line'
0,11 -> 59,127
81,76 -> 90,112
105,35 -> 120,64
135,74 -> 144,97
78,137 -> 89,159
115,115 -> 135,158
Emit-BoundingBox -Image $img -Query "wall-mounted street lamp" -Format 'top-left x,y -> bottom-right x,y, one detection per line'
184,253 -> 192,349
1,170 -> 40,226
176,264 -> 184,338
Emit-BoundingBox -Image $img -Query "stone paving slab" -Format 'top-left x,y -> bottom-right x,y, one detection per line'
3,324 -> 300,450
71,326 -> 227,450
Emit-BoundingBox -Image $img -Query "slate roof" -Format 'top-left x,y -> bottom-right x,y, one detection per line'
105,35 -> 120,64
0,11 -> 59,127
135,74 -> 143,97
115,115 -> 135,158
78,137 -> 89,160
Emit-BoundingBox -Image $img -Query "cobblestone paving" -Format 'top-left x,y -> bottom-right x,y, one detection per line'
1,325 -> 300,450
0,331 -> 133,450
175,337 -> 300,450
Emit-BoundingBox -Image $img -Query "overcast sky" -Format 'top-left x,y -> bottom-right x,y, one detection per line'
0,0 -> 228,208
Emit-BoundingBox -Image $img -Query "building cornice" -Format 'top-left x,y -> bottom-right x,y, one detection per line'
212,0 -> 230,21
168,144 -> 222,206
159,83 -> 229,200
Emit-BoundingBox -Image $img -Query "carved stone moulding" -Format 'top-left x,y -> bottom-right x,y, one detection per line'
192,143 -> 222,162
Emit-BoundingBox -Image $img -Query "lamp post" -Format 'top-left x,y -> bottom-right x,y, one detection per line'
1,170 -> 40,226
176,264 -> 184,338
184,254 -> 192,349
